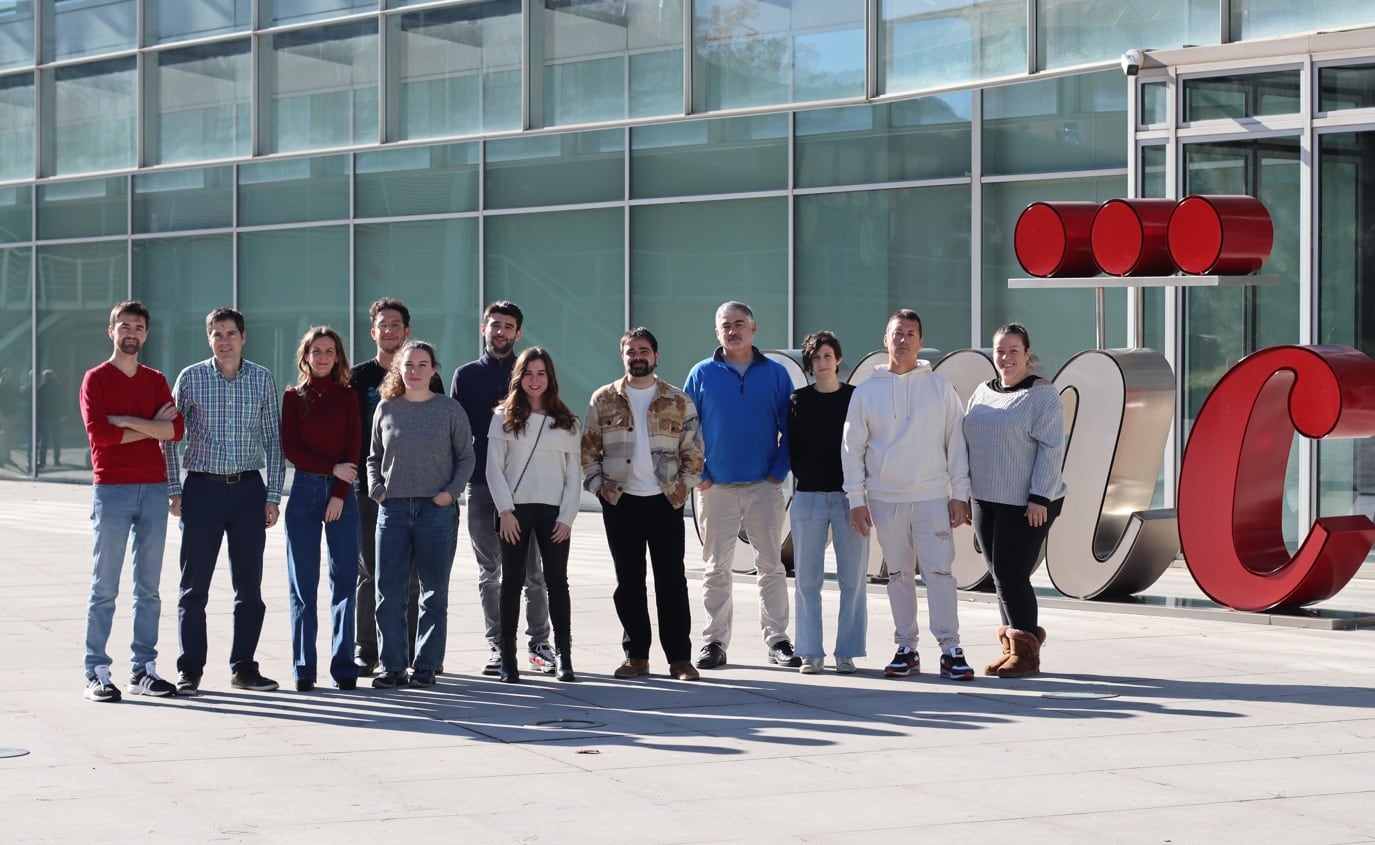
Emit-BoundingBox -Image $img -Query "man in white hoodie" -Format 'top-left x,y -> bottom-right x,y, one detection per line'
842,309 -> 975,681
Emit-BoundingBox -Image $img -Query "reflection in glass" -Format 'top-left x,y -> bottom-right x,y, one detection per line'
486,129 -> 623,209
1039,0 -> 1217,70
36,240 -> 128,479
133,167 -> 234,234
983,70 -> 1126,176
50,58 -> 136,175
150,40 -> 251,165
0,246 -> 30,476
238,227 -> 351,392
880,0 -> 1026,95
37,176 -> 126,240
694,0 -> 865,111
630,198 -> 786,386
268,20 -> 378,154
796,187 -> 972,357
238,155 -> 350,226
0,1 -> 34,70
487,208 -> 624,408
1320,64 -> 1375,113
355,220 -> 478,363
982,176 -> 1127,375
1141,81 -> 1168,125
1230,1 -> 1375,42
266,0 -> 375,26
631,113 -> 786,199
355,143 -> 479,218
0,72 -> 34,181
44,0 -> 135,62
1184,71 -> 1300,122
544,0 -> 683,125
1317,132 -> 1375,524
0,185 -> 29,242
795,94 -> 972,188
394,2 -> 521,140
132,235 -> 233,380
149,0 -> 251,44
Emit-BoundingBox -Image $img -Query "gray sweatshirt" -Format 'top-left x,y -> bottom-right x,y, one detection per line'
367,394 -> 475,502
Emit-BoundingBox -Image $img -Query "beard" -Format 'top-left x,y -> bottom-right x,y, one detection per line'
118,338 -> 142,354
487,338 -> 514,357
627,360 -> 655,377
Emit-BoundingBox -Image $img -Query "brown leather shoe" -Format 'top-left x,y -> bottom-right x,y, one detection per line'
669,660 -> 701,681
613,658 -> 650,679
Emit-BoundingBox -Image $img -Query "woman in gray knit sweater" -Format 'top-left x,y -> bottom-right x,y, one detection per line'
366,340 -> 475,689
963,324 -> 1066,678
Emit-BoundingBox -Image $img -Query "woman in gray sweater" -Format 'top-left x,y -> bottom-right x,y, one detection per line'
366,340 -> 474,689
963,324 -> 1066,678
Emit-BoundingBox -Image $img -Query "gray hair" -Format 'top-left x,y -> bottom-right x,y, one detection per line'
715,301 -> 755,324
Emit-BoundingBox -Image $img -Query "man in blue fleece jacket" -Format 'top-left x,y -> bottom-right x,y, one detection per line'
683,301 -> 798,670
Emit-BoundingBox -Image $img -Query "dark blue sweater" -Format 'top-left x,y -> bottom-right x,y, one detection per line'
450,351 -> 517,487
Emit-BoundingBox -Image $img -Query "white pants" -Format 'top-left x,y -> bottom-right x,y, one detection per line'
697,482 -> 789,649
871,498 -> 961,653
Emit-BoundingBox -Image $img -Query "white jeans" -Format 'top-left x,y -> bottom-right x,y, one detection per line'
697,481 -> 789,649
871,498 -> 961,653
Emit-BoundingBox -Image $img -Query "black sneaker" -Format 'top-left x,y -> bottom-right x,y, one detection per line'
176,671 -> 201,695
767,640 -> 802,668
295,679 -> 315,692
230,668 -> 279,692
84,666 -> 121,703
128,661 -> 177,697
695,641 -> 727,669
409,669 -> 437,687
884,647 -> 920,678
372,670 -> 409,689
940,648 -> 975,681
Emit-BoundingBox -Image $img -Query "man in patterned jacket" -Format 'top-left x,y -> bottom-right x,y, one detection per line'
581,327 -> 704,682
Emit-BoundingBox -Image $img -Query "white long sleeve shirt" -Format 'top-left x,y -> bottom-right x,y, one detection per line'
841,361 -> 970,508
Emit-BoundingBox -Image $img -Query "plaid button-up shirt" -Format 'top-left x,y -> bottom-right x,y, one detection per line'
162,357 -> 285,502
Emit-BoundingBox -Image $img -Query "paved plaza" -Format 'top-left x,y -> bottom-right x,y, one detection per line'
2,480 -> 1374,844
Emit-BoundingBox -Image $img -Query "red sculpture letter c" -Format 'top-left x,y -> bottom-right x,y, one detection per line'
1178,345 -> 1375,611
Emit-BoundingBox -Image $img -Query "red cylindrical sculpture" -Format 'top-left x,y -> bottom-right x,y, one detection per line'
1168,194 -> 1273,275
1014,202 -> 1100,277
1090,198 -> 1178,276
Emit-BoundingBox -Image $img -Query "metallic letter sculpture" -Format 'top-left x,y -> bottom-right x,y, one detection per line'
1177,345 -> 1375,611
931,349 -> 999,590
1046,348 -> 1180,599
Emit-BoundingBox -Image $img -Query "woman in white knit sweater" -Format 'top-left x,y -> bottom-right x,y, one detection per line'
487,347 -> 582,683
963,324 -> 1066,678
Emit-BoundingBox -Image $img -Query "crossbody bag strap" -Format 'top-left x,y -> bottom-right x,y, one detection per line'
510,415 -> 546,496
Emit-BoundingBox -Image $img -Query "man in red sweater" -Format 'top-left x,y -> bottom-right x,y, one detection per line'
79,301 -> 184,702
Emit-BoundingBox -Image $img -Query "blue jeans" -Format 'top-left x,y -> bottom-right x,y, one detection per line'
376,497 -> 458,673
791,490 -> 870,659
284,472 -> 360,684
85,483 -> 169,678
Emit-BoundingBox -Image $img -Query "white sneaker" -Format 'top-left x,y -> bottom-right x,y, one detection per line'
799,657 -> 824,675
129,661 -> 177,697
529,643 -> 557,674
834,657 -> 857,674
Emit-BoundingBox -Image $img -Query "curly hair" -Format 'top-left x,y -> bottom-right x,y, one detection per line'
380,340 -> 439,401
496,347 -> 578,435
294,326 -> 351,393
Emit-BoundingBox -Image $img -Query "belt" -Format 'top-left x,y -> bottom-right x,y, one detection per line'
189,470 -> 257,484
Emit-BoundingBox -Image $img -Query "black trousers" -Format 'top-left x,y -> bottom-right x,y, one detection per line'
972,498 -> 1062,631
499,503 -> 571,649
601,492 -> 692,663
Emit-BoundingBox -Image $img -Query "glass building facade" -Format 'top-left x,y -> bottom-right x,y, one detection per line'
1,1 -> 1374,553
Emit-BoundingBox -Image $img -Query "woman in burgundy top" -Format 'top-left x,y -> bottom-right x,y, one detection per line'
281,326 -> 361,691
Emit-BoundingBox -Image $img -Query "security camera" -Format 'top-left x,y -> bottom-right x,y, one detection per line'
1121,49 -> 1144,76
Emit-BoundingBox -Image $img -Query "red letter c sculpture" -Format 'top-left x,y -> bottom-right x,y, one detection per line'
1178,345 -> 1375,611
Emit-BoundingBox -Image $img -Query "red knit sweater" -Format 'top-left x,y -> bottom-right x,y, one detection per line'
281,375 -> 361,500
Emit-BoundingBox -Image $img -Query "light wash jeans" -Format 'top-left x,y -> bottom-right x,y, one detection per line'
791,491 -> 869,660
376,497 -> 458,673
697,481 -> 789,649
85,483 -> 168,678
871,498 -> 961,653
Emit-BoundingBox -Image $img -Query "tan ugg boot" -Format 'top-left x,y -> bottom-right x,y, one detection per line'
984,626 -> 1011,676
997,628 -> 1043,678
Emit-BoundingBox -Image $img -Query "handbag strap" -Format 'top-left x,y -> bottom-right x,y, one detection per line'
510,415 -> 545,495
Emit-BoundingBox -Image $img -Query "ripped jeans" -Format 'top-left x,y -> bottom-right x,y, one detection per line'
870,498 -> 961,653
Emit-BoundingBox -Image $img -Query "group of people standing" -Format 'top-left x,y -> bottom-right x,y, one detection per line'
77,295 -> 1066,703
